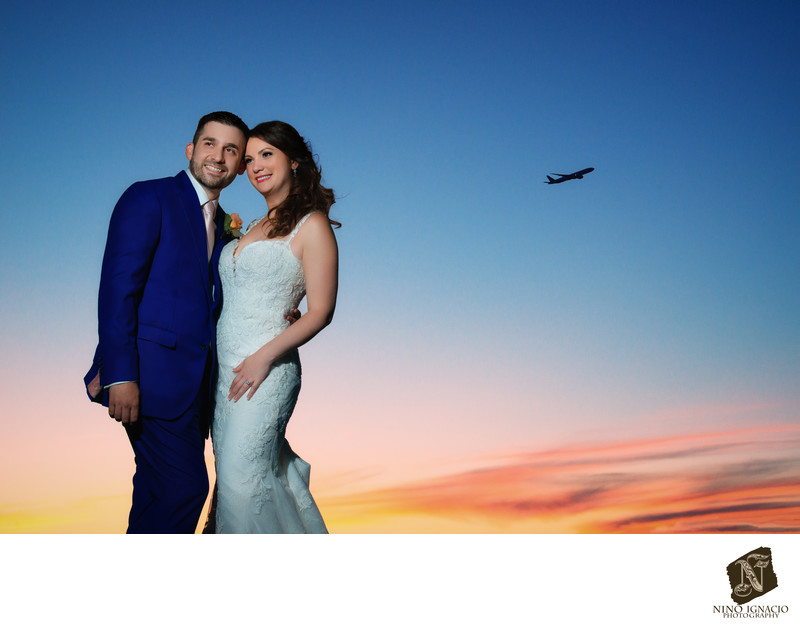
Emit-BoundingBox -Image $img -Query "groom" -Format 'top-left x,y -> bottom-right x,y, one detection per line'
84,111 -> 248,533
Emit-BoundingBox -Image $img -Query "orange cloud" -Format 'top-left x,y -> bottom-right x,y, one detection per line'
317,425 -> 800,533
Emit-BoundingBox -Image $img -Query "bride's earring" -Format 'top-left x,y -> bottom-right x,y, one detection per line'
292,167 -> 297,178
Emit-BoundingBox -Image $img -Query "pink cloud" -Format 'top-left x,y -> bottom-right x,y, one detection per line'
318,425 -> 800,533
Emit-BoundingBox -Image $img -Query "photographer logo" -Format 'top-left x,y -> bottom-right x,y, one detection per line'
712,546 -> 789,620
727,546 -> 778,604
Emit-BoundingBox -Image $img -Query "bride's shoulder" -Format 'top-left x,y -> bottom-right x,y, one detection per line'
291,211 -> 337,257
295,211 -> 334,236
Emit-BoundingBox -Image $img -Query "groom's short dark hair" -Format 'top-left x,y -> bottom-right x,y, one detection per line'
192,111 -> 249,144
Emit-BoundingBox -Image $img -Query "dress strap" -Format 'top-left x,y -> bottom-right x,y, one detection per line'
287,212 -> 320,243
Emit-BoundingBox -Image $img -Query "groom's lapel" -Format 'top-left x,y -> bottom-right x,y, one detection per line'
175,171 -> 213,304
209,206 -> 228,308
214,204 -> 228,249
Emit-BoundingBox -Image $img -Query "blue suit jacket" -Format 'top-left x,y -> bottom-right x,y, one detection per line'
85,171 -> 228,420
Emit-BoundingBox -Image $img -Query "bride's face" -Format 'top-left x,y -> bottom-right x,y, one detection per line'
244,137 -> 298,206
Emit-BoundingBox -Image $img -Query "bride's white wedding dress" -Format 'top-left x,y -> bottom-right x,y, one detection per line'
210,213 -> 327,533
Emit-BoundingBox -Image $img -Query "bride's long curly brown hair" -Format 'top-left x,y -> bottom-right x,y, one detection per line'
249,121 -> 339,238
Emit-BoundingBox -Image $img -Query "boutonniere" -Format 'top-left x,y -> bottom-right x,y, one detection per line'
223,213 -> 244,238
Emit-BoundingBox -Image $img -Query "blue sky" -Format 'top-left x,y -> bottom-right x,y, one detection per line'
0,0 -> 798,528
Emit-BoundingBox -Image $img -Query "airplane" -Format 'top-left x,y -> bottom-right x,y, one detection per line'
545,167 -> 594,184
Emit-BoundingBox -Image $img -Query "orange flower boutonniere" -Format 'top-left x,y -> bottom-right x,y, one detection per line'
224,212 -> 244,238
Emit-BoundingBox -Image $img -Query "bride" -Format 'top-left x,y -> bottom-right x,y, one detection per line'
208,121 -> 339,533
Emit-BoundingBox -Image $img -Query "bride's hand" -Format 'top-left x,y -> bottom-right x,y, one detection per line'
229,350 -> 274,402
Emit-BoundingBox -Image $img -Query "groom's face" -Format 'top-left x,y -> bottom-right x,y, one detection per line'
186,121 -> 246,193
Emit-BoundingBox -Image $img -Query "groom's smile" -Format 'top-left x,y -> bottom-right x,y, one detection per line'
204,163 -> 226,177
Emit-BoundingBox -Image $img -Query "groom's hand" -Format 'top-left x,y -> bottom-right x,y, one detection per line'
285,308 -> 302,324
108,382 -> 140,424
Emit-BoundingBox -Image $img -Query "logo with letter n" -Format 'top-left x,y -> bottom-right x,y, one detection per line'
726,546 -> 778,605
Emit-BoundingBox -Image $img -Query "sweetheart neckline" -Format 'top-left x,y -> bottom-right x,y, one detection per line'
230,211 -> 318,262
232,237 -> 291,260
230,238 -> 302,267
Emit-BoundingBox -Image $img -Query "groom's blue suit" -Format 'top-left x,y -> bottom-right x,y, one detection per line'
85,170 -> 228,533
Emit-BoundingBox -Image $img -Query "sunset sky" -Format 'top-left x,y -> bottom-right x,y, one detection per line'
0,0 -> 798,537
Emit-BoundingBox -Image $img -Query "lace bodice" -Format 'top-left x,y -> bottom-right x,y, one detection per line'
216,214 -> 315,367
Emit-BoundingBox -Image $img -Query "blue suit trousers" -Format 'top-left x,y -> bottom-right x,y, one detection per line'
124,383 -> 210,534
